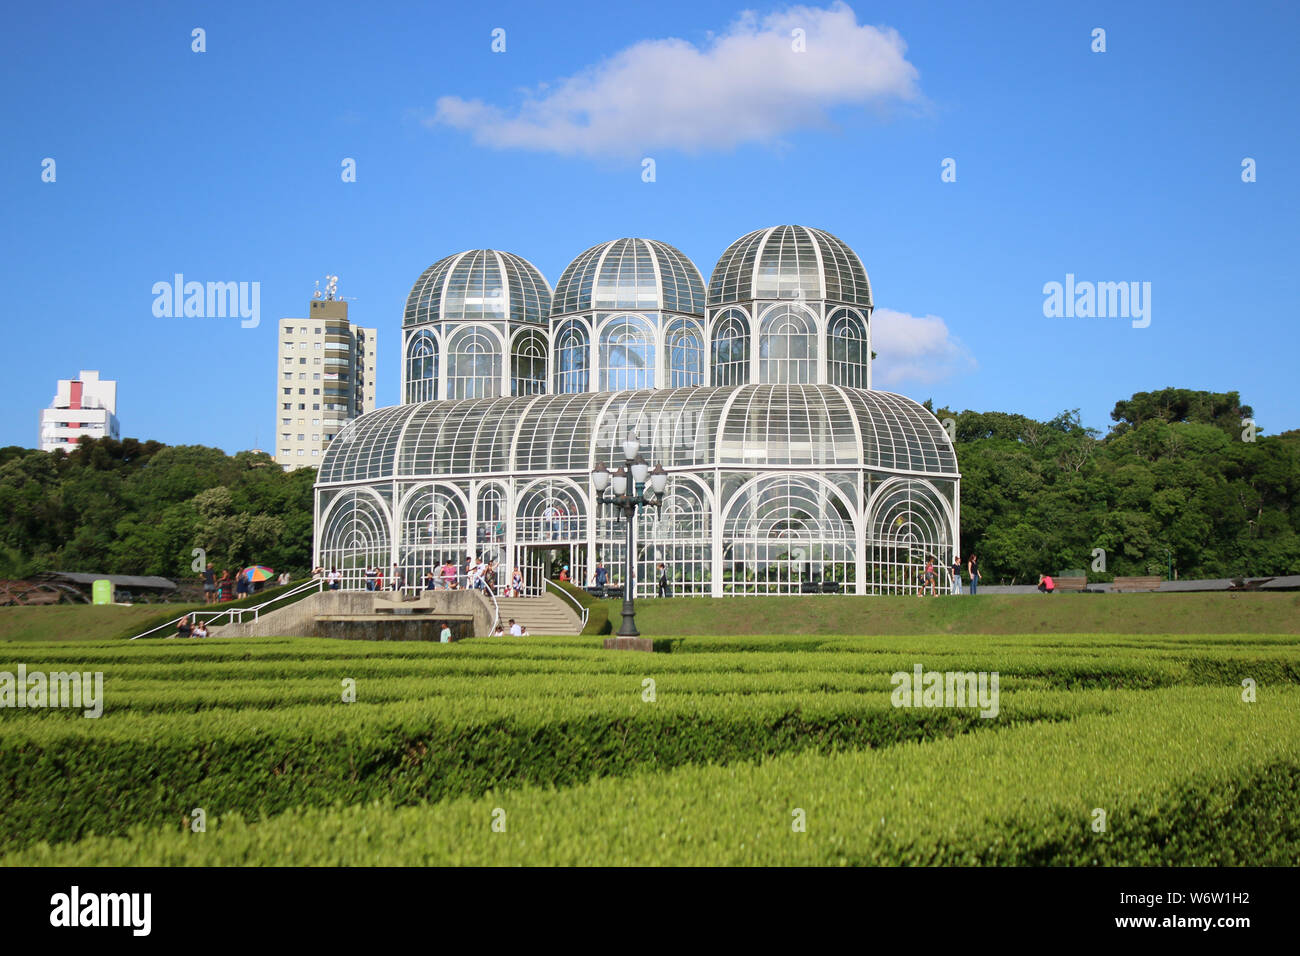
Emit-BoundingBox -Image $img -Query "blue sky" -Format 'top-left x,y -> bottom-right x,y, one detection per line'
3,0 -> 1297,453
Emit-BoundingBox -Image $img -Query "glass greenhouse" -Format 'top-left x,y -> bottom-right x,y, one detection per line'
316,226 -> 961,596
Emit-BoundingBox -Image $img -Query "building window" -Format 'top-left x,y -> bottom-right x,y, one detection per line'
599,314 -> 655,392
282,388 -> 291,395
759,304 -> 818,384
666,318 -> 704,388
405,329 -> 438,403
710,309 -> 750,386
282,403 -> 292,410
300,358 -> 307,365
446,326 -> 501,400
828,309 -> 869,389
553,320 -> 589,394
298,388 -> 306,395
510,328 -> 547,396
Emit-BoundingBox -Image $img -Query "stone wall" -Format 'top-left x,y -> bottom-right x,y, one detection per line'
213,589 -> 495,639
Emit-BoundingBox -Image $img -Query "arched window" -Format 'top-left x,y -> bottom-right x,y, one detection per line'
599,314 -> 655,392
475,483 -> 507,559
553,320 -> 589,394
665,318 -> 704,388
446,326 -> 502,400
710,309 -> 749,386
828,309 -> 868,389
759,305 -> 818,384
510,328 -> 547,396
405,330 -> 438,403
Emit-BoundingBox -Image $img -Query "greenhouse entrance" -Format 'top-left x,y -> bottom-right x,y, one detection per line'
513,544 -> 584,596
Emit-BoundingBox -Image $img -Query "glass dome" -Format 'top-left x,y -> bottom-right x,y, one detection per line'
404,249 -> 551,327
318,384 -> 956,484
708,225 -> 872,308
552,238 -> 705,317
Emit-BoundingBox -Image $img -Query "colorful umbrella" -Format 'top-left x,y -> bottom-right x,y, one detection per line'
241,566 -> 275,582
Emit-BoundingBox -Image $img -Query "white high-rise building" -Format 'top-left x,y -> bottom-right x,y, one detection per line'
39,370 -> 120,452
275,287 -> 377,471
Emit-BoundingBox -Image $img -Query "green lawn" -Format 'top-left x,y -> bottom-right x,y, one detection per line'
0,604 -> 185,643
1,630 -> 1296,865
5,591 -> 1298,643
597,591 -> 1300,636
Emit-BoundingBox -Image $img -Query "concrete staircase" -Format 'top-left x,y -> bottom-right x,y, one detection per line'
493,594 -> 583,636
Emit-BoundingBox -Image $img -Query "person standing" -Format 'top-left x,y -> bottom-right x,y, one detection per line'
439,622 -> 451,644
967,554 -> 980,595
594,560 -> 608,596
950,555 -> 963,595
422,568 -> 435,595
656,562 -> 671,598
365,566 -> 377,591
200,564 -> 216,604
391,562 -> 403,592
327,567 -> 342,591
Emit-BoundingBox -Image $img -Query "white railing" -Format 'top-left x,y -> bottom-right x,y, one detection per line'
127,578 -> 325,640
543,577 -> 590,632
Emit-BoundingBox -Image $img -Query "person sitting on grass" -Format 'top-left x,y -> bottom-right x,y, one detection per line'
509,618 -> 523,636
492,623 -> 505,636
1038,573 -> 1055,594
192,621 -> 210,638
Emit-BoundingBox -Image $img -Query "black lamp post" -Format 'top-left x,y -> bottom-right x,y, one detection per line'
592,432 -> 668,638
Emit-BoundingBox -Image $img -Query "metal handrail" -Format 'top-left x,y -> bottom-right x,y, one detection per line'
127,578 -> 325,641
544,577 -> 590,632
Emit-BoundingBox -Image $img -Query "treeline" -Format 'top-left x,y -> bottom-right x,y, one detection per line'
0,387 -> 1295,586
0,441 -> 314,580
936,388 -> 1300,583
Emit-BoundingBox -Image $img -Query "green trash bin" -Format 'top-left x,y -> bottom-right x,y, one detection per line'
92,579 -> 113,605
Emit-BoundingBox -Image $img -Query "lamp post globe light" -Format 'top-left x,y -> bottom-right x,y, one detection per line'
592,432 -> 668,640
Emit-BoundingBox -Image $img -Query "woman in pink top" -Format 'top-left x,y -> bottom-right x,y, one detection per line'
1037,573 -> 1055,593
440,561 -> 457,590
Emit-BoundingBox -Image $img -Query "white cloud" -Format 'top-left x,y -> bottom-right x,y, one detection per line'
430,3 -> 921,158
871,309 -> 976,386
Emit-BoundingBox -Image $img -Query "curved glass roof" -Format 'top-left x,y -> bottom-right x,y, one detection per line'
404,249 -> 552,327
319,385 -> 956,484
552,238 -> 706,317
708,225 -> 872,309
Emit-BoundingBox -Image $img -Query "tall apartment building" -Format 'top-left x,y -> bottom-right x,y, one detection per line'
274,296 -> 377,471
39,369 -> 120,451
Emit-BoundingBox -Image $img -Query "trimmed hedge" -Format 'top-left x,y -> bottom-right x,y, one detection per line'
5,686 -> 1297,865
